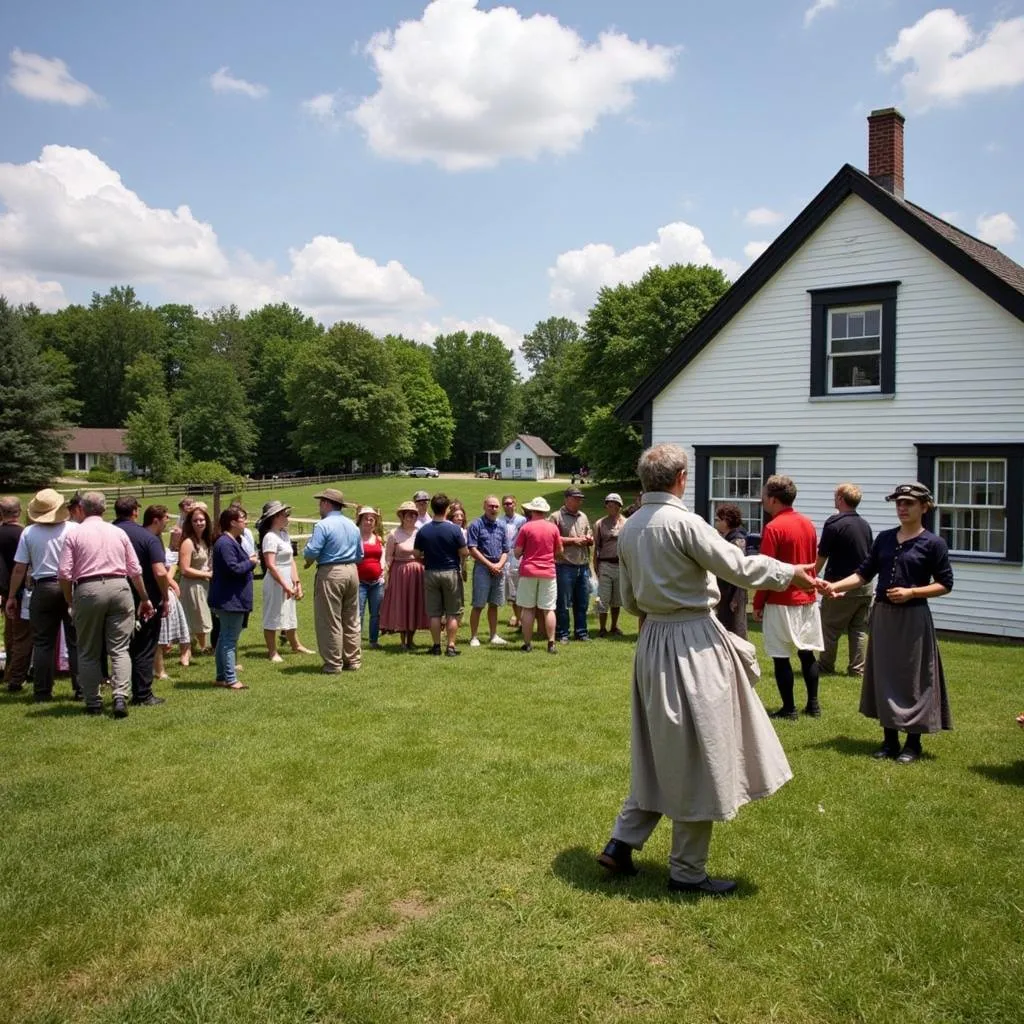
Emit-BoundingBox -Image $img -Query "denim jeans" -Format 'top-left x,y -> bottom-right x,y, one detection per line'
555,563 -> 591,640
214,610 -> 245,683
358,578 -> 385,644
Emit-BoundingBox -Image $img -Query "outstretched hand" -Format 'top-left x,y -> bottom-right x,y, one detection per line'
790,564 -> 817,591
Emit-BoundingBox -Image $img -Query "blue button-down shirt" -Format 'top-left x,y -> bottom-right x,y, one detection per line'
303,511 -> 364,565
466,514 -> 510,563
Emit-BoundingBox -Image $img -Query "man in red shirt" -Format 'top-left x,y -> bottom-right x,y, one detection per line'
753,475 -> 823,720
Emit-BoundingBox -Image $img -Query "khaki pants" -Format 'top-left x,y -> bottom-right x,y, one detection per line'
819,585 -> 872,675
73,578 -> 134,704
314,563 -> 361,670
612,794 -> 713,884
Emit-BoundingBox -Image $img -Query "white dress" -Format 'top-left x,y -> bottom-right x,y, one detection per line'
262,530 -> 297,630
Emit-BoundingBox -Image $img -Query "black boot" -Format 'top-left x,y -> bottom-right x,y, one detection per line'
872,728 -> 900,759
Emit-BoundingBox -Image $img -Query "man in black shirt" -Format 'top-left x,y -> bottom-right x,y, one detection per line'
0,496 -> 32,691
815,483 -> 873,676
113,498 -> 170,705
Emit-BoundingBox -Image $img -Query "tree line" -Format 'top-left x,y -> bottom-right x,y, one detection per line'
0,263 -> 730,487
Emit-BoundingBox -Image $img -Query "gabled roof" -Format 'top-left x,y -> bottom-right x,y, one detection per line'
508,434 -> 559,458
616,163 -> 1024,422
65,427 -> 128,454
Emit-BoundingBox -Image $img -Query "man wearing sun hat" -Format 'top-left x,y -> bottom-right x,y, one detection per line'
4,488 -> 81,702
593,493 -> 627,637
303,488 -> 364,674
412,490 -> 431,529
550,486 -> 593,643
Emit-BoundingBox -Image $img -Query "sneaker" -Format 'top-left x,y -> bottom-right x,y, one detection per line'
469,636 -> 481,647
558,637 -> 570,645
112,697 -> 129,719
130,695 -> 166,707
489,635 -> 508,646
768,708 -> 799,721
667,876 -> 738,897
575,634 -> 590,642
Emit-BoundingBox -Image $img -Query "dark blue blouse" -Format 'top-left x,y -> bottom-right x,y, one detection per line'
855,528 -> 954,606
209,534 -> 254,612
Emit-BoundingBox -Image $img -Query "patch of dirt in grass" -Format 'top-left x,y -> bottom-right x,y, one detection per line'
390,891 -> 434,921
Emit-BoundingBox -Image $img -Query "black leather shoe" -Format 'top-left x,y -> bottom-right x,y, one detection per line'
896,747 -> 921,764
768,708 -> 799,721
430,644 -> 442,656
130,695 -> 166,707
803,704 -> 822,718
112,697 -> 128,719
668,876 -> 738,896
872,746 -> 899,760
597,839 -> 639,877
84,704 -> 103,716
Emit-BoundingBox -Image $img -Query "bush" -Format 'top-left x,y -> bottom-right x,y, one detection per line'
85,467 -> 134,484
167,460 -> 244,492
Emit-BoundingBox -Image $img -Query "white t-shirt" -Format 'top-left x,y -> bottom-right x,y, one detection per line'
14,522 -> 78,579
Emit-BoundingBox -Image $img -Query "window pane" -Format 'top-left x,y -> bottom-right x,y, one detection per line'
830,336 -> 881,355
864,309 -> 880,334
830,355 -> 880,389
830,312 -> 847,339
709,456 -> 764,533
847,312 -> 865,337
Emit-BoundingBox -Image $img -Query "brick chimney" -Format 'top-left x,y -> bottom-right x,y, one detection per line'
867,107 -> 905,199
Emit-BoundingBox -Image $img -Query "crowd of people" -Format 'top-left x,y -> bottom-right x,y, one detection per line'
0,449 -> 1018,894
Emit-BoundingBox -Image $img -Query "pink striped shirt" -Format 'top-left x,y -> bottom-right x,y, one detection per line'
58,516 -> 142,582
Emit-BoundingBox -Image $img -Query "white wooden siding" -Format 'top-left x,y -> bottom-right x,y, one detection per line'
652,194 -> 1024,637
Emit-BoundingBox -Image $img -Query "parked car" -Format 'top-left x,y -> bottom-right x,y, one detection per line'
475,465 -> 501,479
407,466 -> 440,478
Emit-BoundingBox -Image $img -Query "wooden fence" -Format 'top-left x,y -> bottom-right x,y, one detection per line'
81,472 -> 373,501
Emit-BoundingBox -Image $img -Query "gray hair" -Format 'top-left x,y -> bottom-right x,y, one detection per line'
637,443 -> 689,493
0,496 -> 21,519
82,491 -> 106,516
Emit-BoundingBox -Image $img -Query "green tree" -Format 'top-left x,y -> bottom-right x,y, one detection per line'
518,317 -> 584,459
287,323 -> 411,471
384,336 -> 454,466
124,393 -> 176,480
177,357 -> 256,474
432,331 -> 521,468
0,299 -> 75,486
124,351 -> 166,407
576,264 -> 730,478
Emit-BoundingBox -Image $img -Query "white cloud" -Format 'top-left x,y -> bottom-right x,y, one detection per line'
744,206 -> 783,227
6,48 -> 100,106
302,92 -> 339,123
804,0 -> 839,28
881,9 -> 1024,112
548,222 -> 741,320
0,146 -> 433,323
975,211 -> 1018,246
743,240 -> 770,262
351,0 -> 677,170
209,66 -> 268,99
0,269 -> 67,310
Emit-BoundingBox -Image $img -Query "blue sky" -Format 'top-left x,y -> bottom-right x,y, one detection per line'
2,0 -> 1022,363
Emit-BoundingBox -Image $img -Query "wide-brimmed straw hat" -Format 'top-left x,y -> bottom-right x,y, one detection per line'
314,488 -> 345,507
604,492 -> 623,506
396,500 -> 419,517
257,499 -> 291,525
523,496 -> 550,513
27,488 -> 68,524
356,505 -> 379,522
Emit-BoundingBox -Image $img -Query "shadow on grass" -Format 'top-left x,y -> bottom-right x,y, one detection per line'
809,735 -> 883,758
969,761 -> 1024,786
551,846 -> 760,902
25,703 -> 89,719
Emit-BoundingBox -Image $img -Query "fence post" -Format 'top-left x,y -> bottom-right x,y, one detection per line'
213,481 -> 222,524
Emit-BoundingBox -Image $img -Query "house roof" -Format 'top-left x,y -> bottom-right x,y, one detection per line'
508,434 -> 559,458
616,163 -> 1024,422
65,427 -> 128,454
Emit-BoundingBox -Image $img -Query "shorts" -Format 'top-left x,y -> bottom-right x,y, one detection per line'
472,563 -> 506,608
424,569 -> 463,619
598,562 -> 621,609
762,603 -> 824,658
516,576 -> 557,611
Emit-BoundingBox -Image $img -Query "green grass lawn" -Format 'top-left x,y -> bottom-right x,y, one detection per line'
2,477 -> 1022,1023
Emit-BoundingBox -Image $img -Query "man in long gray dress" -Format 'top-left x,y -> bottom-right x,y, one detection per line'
597,444 -> 817,895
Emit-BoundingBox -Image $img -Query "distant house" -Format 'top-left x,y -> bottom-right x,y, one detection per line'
616,108 -> 1024,639
499,435 -> 559,480
63,428 -> 136,475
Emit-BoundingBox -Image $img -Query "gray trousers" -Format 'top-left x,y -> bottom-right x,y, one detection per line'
612,794 -> 713,883
819,585 -> 872,675
314,564 -> 360,671
73,579 -> 134,704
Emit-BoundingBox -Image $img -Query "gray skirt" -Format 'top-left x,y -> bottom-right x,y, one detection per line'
860,602 -> 952,733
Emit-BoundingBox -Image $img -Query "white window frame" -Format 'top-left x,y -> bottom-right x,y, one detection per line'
935,457 -> 1007,558
709,455 -> 765,534
826,304 -> 882,394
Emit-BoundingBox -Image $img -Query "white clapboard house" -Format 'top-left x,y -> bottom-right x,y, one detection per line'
499,435 -> 559,481
617,109 -> 1024,638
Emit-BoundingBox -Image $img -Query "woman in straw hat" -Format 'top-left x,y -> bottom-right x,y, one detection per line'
3,489 -> 80,701
257,500 -> 310,662
513,497 -> 563,655
820,482 -> 954,764
379,501 -> 429,649
355,506 -> 385,650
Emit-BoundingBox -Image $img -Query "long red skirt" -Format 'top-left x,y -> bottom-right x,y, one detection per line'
379,560 -> 429,632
